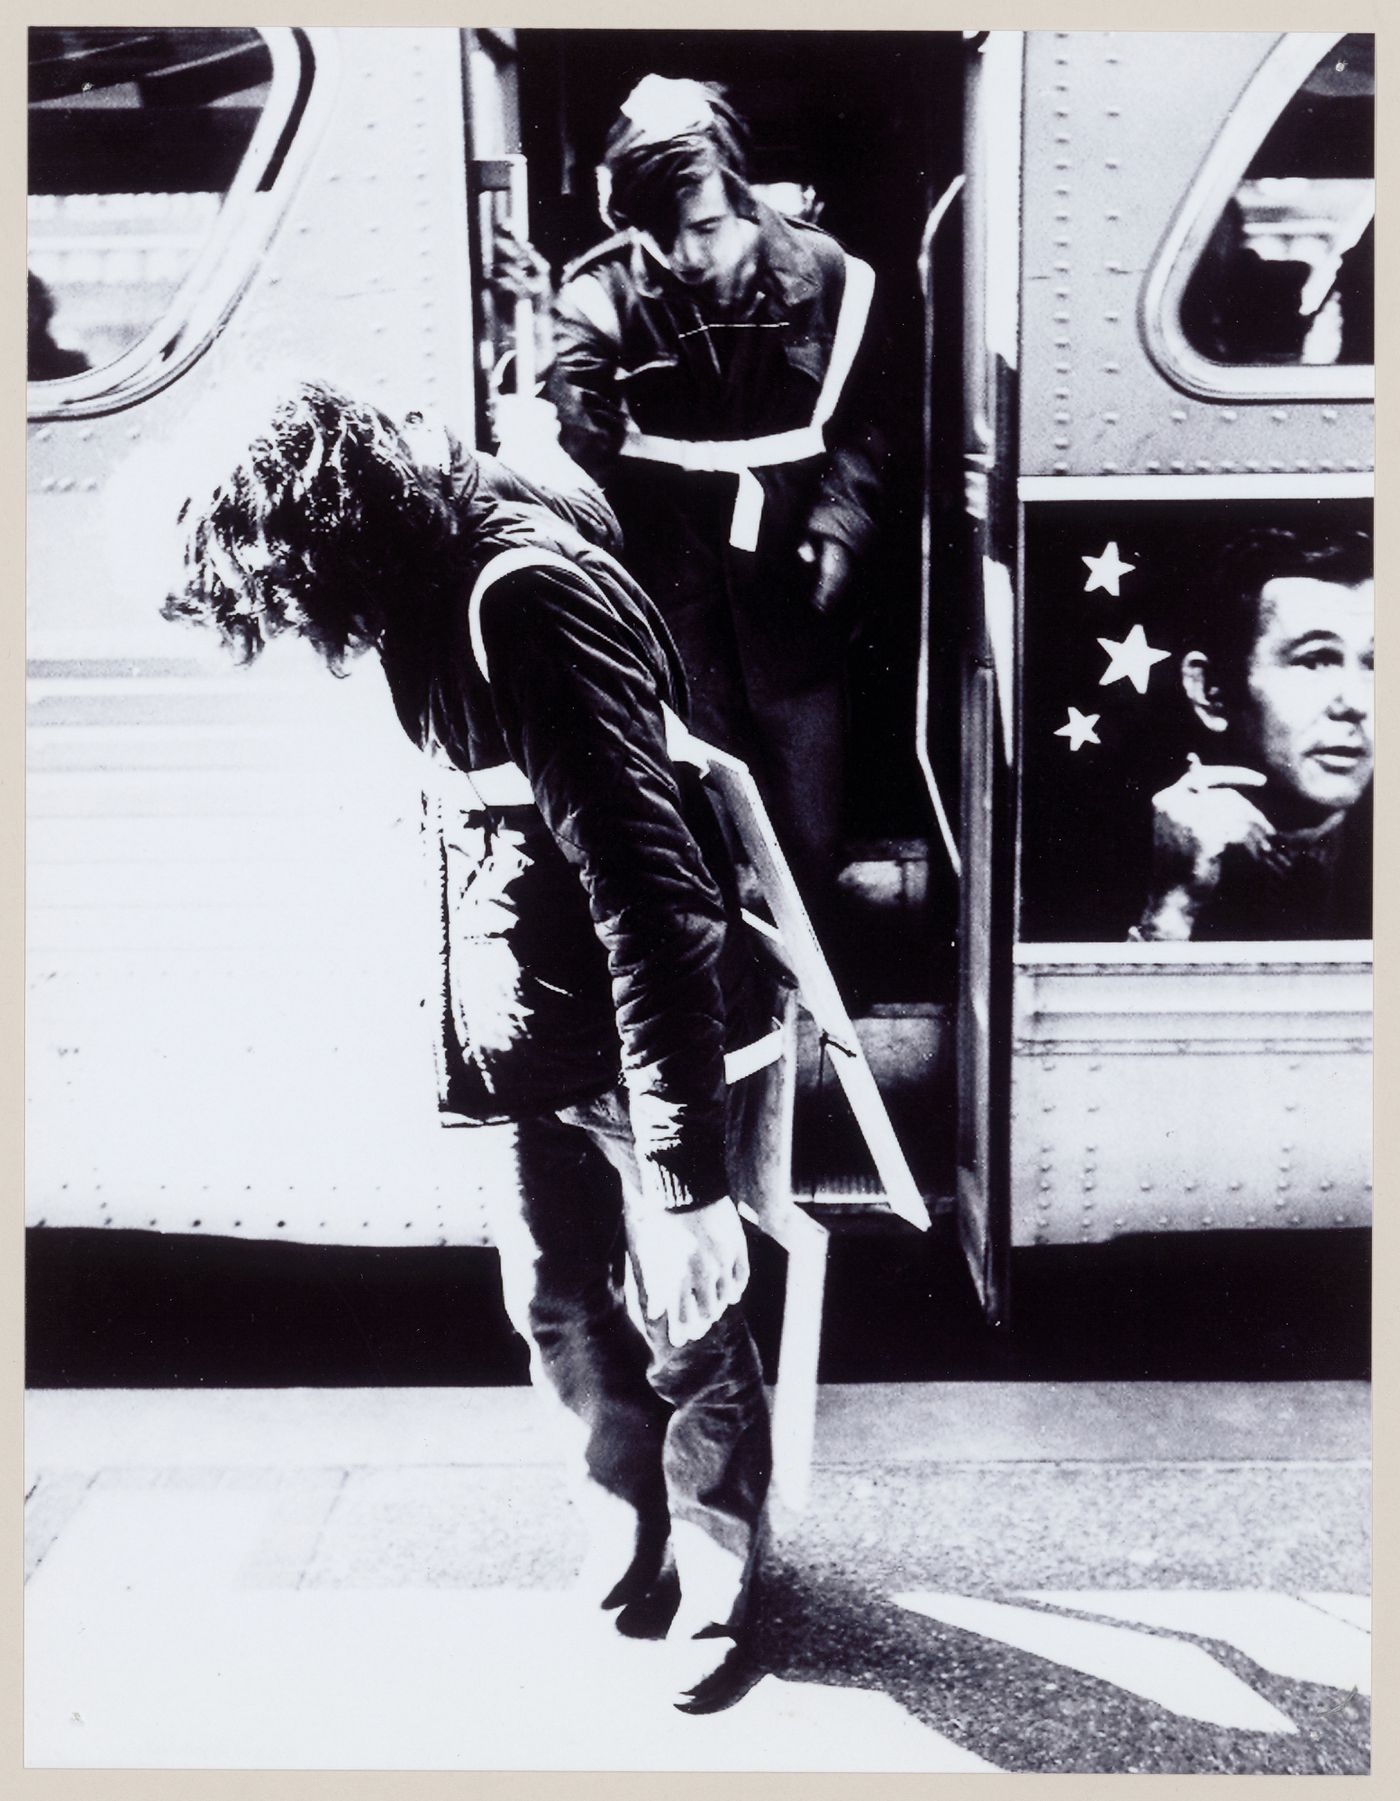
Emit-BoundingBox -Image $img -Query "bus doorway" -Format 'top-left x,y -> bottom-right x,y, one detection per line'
488,29 -> 971,1225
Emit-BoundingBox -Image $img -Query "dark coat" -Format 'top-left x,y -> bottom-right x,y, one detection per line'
1190,793 -> 1373,941
546,203 -> 887,746
378,453 -> 756,1208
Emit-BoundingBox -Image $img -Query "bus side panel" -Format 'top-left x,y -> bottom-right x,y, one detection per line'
1019,31 -> 1373,480
1007,493 -> 1371,1246
1010,955 -> 1371,1246
26,29 -> 518,1249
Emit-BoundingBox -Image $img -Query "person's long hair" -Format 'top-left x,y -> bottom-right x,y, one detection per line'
162,380 -> 464,671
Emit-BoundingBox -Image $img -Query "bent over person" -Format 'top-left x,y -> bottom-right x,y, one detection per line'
508,76 -> 887,922
161,380 -> 772,1712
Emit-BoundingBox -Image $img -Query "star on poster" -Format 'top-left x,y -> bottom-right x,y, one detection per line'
1055,707 -> 1101,750
1097,624 -> 1170,695
1082,540 -> 1136,596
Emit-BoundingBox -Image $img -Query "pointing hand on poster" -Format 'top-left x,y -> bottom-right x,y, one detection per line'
1134,756 -> 1273,939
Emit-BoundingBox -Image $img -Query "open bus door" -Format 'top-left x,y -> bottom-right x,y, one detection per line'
949,31 -> 1023,1327
947,29 -> 1372,1331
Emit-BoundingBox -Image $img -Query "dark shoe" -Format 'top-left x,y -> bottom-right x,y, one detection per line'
614,1562 -> 682,1640
594,1524 -> 671,1614
667,1627 -> 763,1715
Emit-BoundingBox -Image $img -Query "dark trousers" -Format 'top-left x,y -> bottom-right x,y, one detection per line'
492,1081 -> 772,1635
748,677 -> 847,917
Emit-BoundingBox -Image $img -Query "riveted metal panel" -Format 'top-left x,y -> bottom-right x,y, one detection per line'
26,30 -> 499,1246
26,950 -> 510,1248
1010,952 -> 1371,1244
1020,31 -> 1374,479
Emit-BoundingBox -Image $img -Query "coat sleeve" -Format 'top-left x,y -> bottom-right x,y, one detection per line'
477,564 -> 731,1210
803,263 -> 890,559
544,270 -> 632,482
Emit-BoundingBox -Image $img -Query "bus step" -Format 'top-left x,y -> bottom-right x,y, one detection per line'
791,1007 -> 955,1208
793,1171 -> 955,1224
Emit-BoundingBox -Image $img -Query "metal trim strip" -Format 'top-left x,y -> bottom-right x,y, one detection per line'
1019,473 -> 1373,502
1013,940 -> 1372,969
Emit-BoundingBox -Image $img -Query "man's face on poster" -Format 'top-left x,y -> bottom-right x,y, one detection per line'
1228,575 -> 1374,827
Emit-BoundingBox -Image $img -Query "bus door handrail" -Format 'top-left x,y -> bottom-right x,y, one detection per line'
916,175 -> 965,883
473,153 -> 537,399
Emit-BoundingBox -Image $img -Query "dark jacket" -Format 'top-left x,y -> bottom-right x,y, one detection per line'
378,453 -> 755,1208
546,203 -> 887,736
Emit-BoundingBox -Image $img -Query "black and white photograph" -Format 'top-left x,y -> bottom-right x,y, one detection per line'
23,19 -> 1373,1775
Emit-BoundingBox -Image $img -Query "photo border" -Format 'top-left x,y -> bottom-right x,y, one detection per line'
6,1 -> 1390,1794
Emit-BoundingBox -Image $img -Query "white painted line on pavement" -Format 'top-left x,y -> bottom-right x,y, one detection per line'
1030,1591 -> 1370,1697
1300,1592 -> 1371,1633
895,1591 -> 1297,1735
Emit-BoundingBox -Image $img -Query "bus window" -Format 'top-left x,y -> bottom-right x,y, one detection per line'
1146,33 -> 1373,398
27,28 -> 300,411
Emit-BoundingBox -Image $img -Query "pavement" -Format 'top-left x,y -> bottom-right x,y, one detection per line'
24,1381 -> 1370,1774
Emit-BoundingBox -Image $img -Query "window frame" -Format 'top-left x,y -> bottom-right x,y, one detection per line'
1140,30 -> 1374,405
27,27 -> 333,421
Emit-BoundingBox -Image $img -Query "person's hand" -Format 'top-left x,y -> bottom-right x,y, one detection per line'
1138,754 -> 1273,938
631,1198 -> 750,1349
796,534 -> 854,620
491,392 -> 600,493
491,393 -> 563,462
489,226 -> 554,307
488,227 -> 557,379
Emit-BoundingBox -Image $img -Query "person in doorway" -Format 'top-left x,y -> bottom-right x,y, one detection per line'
159,379 -> 773,1712
1132,528 -> 1372,942
497,75 -> 888,936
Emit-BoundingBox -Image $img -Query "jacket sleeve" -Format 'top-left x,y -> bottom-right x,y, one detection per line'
477,564 -> 731,1210
544,271 -> 631,482
804,265 -> 890,559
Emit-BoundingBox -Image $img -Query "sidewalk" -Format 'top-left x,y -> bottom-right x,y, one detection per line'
24,1382 -> 1370,1773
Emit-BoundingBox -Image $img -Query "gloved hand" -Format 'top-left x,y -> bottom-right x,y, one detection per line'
797,533 -> 855,621
488,226 -> 558,378
490,226 -> 554,307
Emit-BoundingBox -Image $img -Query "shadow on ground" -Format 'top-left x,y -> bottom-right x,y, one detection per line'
750,1558 -> 1369,1775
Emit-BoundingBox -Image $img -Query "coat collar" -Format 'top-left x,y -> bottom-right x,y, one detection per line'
627,199 -> 824,308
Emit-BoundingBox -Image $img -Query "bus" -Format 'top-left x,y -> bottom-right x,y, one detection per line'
27,28 -> 1373,1358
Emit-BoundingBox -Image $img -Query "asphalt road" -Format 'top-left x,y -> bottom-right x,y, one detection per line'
25,1381 -> 1369,1774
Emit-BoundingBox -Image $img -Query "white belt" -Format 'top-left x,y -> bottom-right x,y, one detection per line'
617,250 -> 875,551
620,425 -> 826,553
430,700 -> 709,814
453,759 -> 535,808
